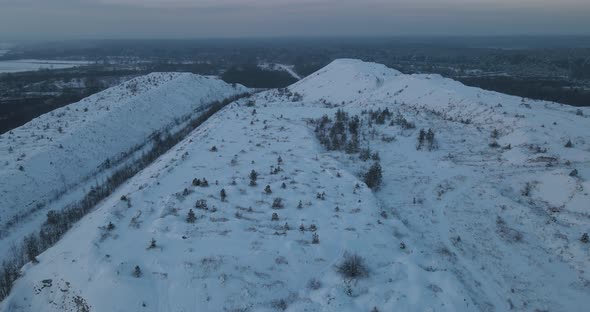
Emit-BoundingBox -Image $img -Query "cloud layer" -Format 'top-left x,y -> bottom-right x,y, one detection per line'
0,0 -> 589,39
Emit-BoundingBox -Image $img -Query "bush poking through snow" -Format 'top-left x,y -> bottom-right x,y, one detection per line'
337,253 -> 369,279
312,233 -> 320,244
272,198 -> 284,209
195,199 -> 208,210
272,299 -> 288,311
521,182 -> 533,197
307,278 -> 322,290
359,148 -> 371,161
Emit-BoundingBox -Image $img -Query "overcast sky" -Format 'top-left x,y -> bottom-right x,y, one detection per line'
1,0 -> 589,40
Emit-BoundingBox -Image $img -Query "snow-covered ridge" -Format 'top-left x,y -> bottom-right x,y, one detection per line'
294,59 -> 589,159
1,60 -> 589,311
0,73 -> 247,233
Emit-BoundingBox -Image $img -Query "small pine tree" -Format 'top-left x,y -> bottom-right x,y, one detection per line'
359,148 -> 371,161
371,152 -> 380,161
24,235 -> 39,264
581,233 -> 589,244
192,178 -> 201,186
364,162 -> 383,189
426,129 -> 436,150
297,200 -> 303,209
249,170 -> 258,186
491,129 -> 499,139
201,178 -> 209,187
265,185 -> 272,194
300,224 -> 305,232
271,213 -> 279,221
309,224 -> 317,232
220,189 -> 227,201
277,156 -> 283,165
186,209 -> 196,223
107,222 -> 115,231
133,265 -> 142,278
565,139 -> 573,148
417,129 -> 426,150
148,238 -> 156,249
281,182 -> 287,189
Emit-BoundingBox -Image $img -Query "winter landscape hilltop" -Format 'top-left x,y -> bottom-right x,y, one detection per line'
1,59 -> 589,311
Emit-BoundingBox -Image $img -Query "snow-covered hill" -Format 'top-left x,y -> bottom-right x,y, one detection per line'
2,60 -> 589,311
0,73 -> 247,260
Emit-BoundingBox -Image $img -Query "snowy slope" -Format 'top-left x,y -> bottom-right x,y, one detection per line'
0,73 -> 247,257
2,60 -> 589,312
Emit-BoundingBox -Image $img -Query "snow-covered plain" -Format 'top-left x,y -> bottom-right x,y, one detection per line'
2,59 -> 589,311
0,73 -> 247,263
0,60 -> 92,73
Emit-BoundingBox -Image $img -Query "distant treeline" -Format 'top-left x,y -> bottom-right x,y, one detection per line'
1,91 -> 95,134
0,68 -> 140,134
458,77 -> 589,107
221,64 -> 298,88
